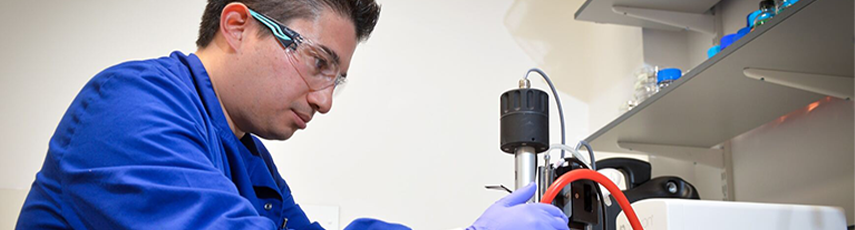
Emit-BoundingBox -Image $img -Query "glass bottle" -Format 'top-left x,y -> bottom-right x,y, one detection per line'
753,0 -> 777,28
622,65 -> 658,112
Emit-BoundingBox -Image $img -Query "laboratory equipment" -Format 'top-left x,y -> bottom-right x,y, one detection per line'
591,158 -> 700,230
615,199 -> 846,230
500,74 -> 550,193
498,68 -> 645,230
552,158 -> 602,227
541,169 -> 644,230
500,69 -> 606,229
656,68 -> 681,90
753,0 -> 777,28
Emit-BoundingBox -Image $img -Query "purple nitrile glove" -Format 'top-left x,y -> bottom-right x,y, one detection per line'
468,183 -> 569,230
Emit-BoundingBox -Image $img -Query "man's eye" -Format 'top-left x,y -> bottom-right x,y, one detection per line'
313,56 -> 329,72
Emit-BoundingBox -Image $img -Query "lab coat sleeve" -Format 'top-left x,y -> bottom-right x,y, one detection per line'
343,218 -> 411,230
55,66 -> 276,229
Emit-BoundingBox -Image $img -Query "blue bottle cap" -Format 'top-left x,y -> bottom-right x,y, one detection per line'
737,27 -> 750,37
657,68 -> 682,83
731,28 -> 749,43
720,33 -> 739,50
747,10 -> 762,28
707,45 -> 721,58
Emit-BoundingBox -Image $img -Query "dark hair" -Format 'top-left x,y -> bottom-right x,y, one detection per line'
196,0 -> 380,48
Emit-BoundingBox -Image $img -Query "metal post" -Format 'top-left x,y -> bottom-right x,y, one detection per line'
515,146 -> 537,202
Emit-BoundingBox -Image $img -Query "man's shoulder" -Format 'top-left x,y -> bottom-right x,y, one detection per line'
72,51 -> 206,124
96,51 -> 195,88
49,51 -> 211,158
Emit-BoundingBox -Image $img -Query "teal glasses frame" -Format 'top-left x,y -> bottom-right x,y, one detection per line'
248,9 -> 303,51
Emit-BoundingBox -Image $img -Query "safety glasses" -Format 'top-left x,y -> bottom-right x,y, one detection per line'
248,9 -> 346,91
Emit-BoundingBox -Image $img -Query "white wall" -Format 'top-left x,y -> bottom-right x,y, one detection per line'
0,0 -> 598,229
642,29 -> 691,71
0,0 -> 205,190
500,0 -> 646,141
0,0 -> 207,228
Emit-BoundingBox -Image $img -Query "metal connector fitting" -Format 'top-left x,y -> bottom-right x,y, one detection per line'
519,79 -> 531,89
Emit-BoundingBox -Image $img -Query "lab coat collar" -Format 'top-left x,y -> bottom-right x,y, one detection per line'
178,51 -> 284,200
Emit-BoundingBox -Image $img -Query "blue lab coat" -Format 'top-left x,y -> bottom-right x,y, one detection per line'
16,52 -> 410,230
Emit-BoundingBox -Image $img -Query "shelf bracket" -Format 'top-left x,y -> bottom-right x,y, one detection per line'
612,5 -> 716,34
617,141 -> 725,168
743,67 -> 854,100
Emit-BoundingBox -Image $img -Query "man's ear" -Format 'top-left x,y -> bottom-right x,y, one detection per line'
219,3 -> 251,52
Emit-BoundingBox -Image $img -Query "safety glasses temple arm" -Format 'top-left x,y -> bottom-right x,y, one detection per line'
248,9 -> 303,48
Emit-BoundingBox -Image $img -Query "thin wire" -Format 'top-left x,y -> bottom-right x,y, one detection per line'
548,144 -> 591,170
524,68 -> 566,159
575,140 -> 596,170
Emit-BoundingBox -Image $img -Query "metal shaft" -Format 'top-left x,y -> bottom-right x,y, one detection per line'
537,154 -> 553,203
515,146 -> 537,202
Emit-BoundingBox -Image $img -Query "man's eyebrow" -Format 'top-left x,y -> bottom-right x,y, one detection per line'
319,44 -> 346,78
319,45 -> 341,64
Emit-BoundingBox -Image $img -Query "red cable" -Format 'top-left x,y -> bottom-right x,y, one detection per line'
540,169 -> 644,230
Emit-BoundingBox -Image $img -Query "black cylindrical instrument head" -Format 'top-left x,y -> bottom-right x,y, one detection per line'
500,88 -> 550,154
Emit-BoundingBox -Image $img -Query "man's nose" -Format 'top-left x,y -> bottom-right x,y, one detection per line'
307,86 -> 334,114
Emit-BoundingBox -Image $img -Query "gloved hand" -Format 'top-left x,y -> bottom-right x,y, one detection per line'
467,183 -> 569,230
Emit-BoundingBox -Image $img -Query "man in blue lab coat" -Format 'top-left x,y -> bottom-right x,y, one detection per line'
16,0 -> 569,229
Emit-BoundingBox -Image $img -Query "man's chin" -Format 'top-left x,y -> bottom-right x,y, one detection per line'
255,128 -> 295,141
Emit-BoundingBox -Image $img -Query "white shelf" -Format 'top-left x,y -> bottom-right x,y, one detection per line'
575,0 -> 720,33
584,0 -> 854,154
